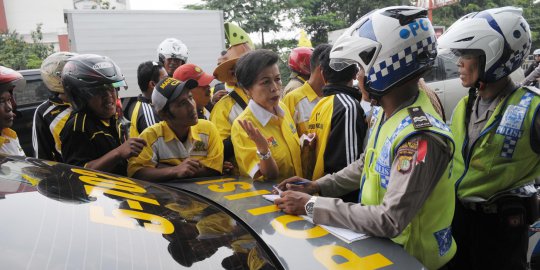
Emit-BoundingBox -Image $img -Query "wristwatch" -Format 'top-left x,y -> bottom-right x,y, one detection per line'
305,196 -> 317,217
256,149 -> 271,160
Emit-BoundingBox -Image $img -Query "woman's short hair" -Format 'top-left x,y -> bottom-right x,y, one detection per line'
235,49 -> 279,90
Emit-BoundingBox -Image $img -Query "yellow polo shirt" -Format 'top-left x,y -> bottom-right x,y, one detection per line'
127,119 -> 223,177
209,84 -> 248,140
282,81 -> 321,136
0,128 -> 25,156
231,100 -> 303,180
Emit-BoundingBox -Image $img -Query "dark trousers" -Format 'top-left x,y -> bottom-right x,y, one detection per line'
448,197 -> 529,270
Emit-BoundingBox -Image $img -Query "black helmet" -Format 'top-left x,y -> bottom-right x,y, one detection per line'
61,54 -> 127,111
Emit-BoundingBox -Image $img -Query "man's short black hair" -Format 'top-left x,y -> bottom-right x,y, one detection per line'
310,44 -> 331,73
320,46 -> 358,85
235,49 -> 279,90
137,61 -> 164,92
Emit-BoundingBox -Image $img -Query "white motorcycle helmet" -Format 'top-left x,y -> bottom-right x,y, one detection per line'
437,7 -> 531,84
330,6 -> 436,96
534,49 -> 540,56
40,51 -> 78,93
157,38 -> 189,64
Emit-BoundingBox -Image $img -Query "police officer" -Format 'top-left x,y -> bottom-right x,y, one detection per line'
438,7 -> 538,269
157,38 -> 189,76
33,52 -> 77,161
275,7 -> 456,269
60,54 -> 146,176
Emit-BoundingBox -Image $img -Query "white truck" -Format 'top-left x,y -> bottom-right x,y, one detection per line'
64,9 -> 225,97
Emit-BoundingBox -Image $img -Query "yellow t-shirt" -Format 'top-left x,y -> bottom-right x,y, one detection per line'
127,119 -> 223,177
282,81 -> 321,136
209,84 -> 249,140
231,100 -> 303,180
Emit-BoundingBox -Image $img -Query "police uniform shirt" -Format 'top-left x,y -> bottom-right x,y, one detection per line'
282,81 -> 321,136
209,85 -> 249,141
467,82 -> 540,154
127,119 -> 224,177
308,85 -> 367,180
124,95 -> 160,138
312,94 -> 452,238
0,128 -> 25,156
32,96 -> 72,161
231,100 -> 302,180
61,111 -> 126,176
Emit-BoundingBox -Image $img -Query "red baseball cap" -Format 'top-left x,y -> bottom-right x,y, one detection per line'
173,63 -> 214,87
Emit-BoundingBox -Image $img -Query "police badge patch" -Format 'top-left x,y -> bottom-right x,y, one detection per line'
396,150 -> 414,174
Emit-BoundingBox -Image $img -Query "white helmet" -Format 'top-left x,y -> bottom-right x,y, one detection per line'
40,51 -> 78,93
330,6 -> 436,96
437,7 -> 531,83
157,38 -> 189,63
534,49 -> 540,56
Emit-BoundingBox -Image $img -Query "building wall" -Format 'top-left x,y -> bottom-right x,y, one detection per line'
2,0 -> 128,47
4,0 -> 73,35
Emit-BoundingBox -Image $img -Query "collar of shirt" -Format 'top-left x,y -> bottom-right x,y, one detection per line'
0,128 -> 16,145
248,99 -> 284,127
303,82 -> 320,102
137,94 -> 152,103
225,83 -> 236,93
471,80 -> 516,124
161,121 -> 201,144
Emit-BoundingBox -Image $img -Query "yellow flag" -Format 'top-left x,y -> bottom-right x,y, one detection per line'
297,29 -> 312,48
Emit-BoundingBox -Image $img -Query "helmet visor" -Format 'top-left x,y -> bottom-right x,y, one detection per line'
438,48 -> 484,66
329,38 -> 381,72
112,80 -> 128,90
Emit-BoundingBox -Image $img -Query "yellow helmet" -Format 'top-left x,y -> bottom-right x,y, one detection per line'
224,22 -> 254,49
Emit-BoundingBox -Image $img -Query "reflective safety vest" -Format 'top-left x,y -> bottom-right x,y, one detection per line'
361,90 -> 456,270
451,87 -> 540,200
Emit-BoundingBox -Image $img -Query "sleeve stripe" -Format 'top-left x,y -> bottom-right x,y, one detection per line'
142,103 -> 156,127
335,94 -> 359,165
32,102 -> 47,158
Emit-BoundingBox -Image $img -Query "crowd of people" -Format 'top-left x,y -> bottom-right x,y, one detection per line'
0,5 -> 540,270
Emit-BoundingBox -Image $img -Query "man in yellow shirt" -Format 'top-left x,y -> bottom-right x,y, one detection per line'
128,77 -> 224,181
283,44 -> 327,136
210,43 -> 251,161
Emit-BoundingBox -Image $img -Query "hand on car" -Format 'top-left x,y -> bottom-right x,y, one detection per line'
117,138 -> 146,159
274,176 -> 320,195
172,158 -> 202,178
222,161 -> 234,175
274,191 -> 311,215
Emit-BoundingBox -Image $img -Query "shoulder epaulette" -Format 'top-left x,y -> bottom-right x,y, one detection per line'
407,106 -> 432,130
523,86 -> 540,96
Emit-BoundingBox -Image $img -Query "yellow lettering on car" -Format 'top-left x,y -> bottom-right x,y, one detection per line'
195,178 -> 236,185
79,176 -> 147,193
72,168 -> 136,184
117,209 -> 175,234
89,205 -> 134,229
225,190 -> 271,200
313,245 -> 393,270
271,215 -> 328,239
208,182 -> 253,193
84,185 -> 160,205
